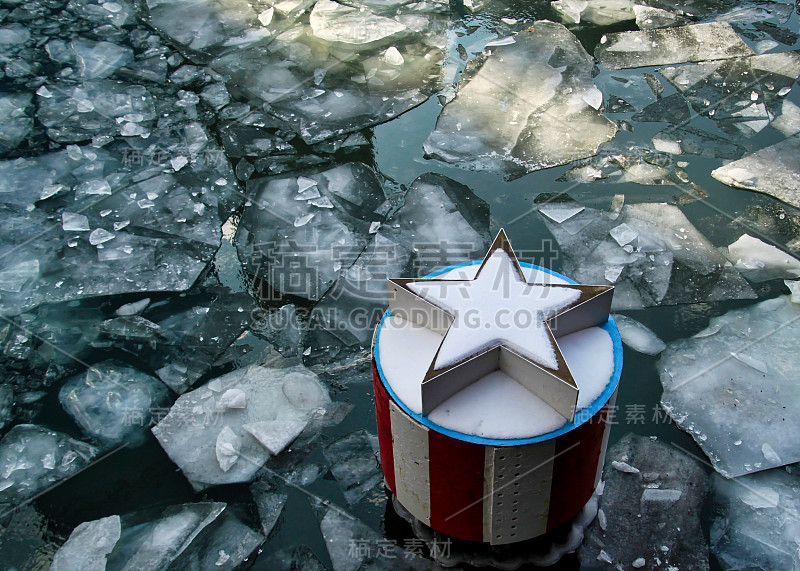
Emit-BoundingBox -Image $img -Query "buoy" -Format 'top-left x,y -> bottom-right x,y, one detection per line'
372,229 -> 622,548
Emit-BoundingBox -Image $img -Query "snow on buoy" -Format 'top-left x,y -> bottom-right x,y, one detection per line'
372,229 -> 623,545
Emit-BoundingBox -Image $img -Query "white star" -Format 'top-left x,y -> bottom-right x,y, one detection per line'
388,229 -> 613,420
407,250 -> 580,371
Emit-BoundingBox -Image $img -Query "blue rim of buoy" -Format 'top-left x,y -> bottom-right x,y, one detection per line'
374,260 -> 623,446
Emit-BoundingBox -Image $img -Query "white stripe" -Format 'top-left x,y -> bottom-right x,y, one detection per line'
390,400 -> 431,525
488,440 -> 555,545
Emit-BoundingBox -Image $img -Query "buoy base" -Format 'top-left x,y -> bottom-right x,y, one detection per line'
390,487 -> 600,569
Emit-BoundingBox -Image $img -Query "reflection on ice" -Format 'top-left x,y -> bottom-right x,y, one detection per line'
424,21 -> 616,177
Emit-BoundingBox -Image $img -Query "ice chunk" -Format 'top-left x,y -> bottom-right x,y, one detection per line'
144,0 -> 270,60
633,4 -> 687,29
310,0 -> 406,44
558,145 -> 696,188
379,172 -> 491,277
424,22 -> 616,178
249,484 -> 287,536
37,80 -> 157,143
711,465 -> 800,570
52,502 -> 263,570
724,234 -> 800,282
60,361 -> 172,446
771,99 -> 800,137
632,93 -> 691,124
236,163 -> 394,300
712,136 -> 800,210
0,424 -> 98,504
538,203 -> 585,223
242,416 -> 307,455
611,314 -> 666,355
580,434 -> 709,570
0,92 -> 33,154
542,201 -> 755,309
256,304 -> 303,357
50,515 -> 121,571
126,284 -> 257,394
152,364 -> 330,489
322,430 -> 381,504
659,294 -> 800,477
72,40 -> 133,79
553,0 -> 635,26
595,22 -> 754,70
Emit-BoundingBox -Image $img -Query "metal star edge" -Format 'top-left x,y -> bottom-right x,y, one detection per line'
387,229 -> 614,421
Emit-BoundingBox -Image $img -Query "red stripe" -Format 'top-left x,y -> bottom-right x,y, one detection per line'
372,362 -> 396,493
546,406 -> 610,531
428,430 -> 484,541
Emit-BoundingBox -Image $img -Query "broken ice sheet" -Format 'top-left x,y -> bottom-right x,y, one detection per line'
659,51 -> 800,137
652,125 -> 746,160
632,93 -> 691,124
595,22 -> 754,70
723,233 -> 800,282
310,233 -> 412,348
711,464 -> 800,570
712,136 -> 800,210
209,0 -> 449,144
0,92 -> 34,155
580,433 -> 709,570
541,201 -> 755,309
424,21 -> 617,178
257,303 -> 303,357
152,364 -> 330,489
0,122 -> 242,316
322,430 -> 381,505
0,424 -> 98,505
59,361 -> 172,447
51,502 -> 263,571
235,162 -> 397,300
594,69 -> 660,112
659,294 -> 800,477
142,0 -> 273,62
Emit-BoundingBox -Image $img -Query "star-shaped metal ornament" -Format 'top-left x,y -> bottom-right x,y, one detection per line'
387,229 -> 614,421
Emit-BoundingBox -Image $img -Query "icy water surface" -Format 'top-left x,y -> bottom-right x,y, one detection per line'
2,0 -> 800,569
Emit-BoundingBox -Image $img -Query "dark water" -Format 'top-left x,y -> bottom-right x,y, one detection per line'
1,0 -> 800,569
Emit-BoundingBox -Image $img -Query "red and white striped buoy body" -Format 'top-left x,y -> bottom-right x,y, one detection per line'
373,361 -> 617,545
